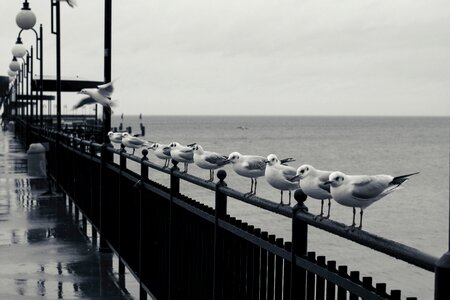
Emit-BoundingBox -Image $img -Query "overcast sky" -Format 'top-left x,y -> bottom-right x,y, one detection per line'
1,0 -> 449,116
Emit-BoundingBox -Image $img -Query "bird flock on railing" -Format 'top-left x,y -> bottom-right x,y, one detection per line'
107,131 -> 419,229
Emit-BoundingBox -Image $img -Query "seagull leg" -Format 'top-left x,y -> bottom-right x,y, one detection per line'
314,200 -> 324,220
184,163 -> 188,173
279,190 -> 284,206
324,198 -> 331,219
358,209 -> 364,229
351,207 -> 356,227
208,170 -> 214,182
244,178 -> 253,197
252,178 -> 258,195
132,148 -> 135,155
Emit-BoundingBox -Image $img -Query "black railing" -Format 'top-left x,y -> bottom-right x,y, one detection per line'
13,120 -> 450,300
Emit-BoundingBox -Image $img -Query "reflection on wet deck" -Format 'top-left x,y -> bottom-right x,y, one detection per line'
0,131 -> 138,299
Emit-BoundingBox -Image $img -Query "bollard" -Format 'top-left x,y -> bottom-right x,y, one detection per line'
290,189 -> 308,300
213,170 -> 227,300
26,143 -> 47,177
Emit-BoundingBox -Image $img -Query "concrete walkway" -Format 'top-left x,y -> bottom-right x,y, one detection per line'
0,130 -> 134,299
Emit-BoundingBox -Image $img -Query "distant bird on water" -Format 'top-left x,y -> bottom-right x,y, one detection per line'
265,154 -> 299,206
121,132 -> 152,155
148,143 -> 172,168
73,81 -> 116,112
192,144 -> 230,181
108,131 -> 122,145
58,0 -> 77,8
170,142 -> 195,173
325,171 -> 419,229
290,164 -> 333,219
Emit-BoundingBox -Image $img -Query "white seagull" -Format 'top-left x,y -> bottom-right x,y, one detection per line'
193,144 -> 230,181
290,164 -> 333,219
227,152 -> 266,196
74,81 -> 116,112
121,132 -> 151,155
326,171 -> 419,229
170,142 -> 194,173
265,154 -> 299,206
148,143 -> 172,168
108,131 -> 122,145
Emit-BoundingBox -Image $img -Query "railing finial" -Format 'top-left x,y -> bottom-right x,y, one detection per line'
217,170 -> 227,182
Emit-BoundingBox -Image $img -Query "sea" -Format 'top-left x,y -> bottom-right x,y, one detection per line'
112,115 -> 449,299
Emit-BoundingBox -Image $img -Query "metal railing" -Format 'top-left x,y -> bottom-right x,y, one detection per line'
16,120 -> 450,300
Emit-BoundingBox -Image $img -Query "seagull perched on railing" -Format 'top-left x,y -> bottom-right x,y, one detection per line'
290,164 -> 333,219
169,142 -> 195,173
73,81 -> 116,112
227,152 -> 266,197
121,132 -> 152,155
265,154 -> 299,206
108,131 -> 122,145
325,171 -> 419,229
148,143 -> 172,168
192,144 -> 230,181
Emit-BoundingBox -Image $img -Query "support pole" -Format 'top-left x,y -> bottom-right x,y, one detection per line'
103,0 -> 112,143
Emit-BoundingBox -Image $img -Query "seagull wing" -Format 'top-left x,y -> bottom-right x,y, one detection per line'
205,153 -> 229,166
162,146 -> 171,156
282,167 -> 297,178
351,175 -> 389,200
245,156 -> 266,171
73,97 -> 97,109
97,81 -> 114,97
317,171 -> 332,193
127,137 -> 145,146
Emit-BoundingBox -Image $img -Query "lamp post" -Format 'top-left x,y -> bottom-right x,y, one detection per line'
15,0 -> 44,127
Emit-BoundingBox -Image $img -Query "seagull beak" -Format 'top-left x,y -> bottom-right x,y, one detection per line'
264,159 -> 269,164
324,181 -> 332,185
289,175 -> 300,182
186,142 -> 196,147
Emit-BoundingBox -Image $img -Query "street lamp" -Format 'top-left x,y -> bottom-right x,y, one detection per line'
12,37 -> 27,59
16,0 -> 37,30
8,70 -> 18,78
9,57 -> 21,72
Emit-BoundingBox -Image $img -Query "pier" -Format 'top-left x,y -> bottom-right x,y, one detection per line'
1,1 -> 449,300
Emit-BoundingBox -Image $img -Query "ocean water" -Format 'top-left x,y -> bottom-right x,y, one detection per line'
113,115 -> 449,299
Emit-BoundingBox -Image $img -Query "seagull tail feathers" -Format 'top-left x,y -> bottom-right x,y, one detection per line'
391,172 -> 420,186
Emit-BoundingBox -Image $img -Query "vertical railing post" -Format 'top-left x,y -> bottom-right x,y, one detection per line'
118,143 -> 126,276
139,149 -> 149,300
290,189 -> 308,300
99,143 -> 111,252
168,159 -> 180,300
435,253 -> 450,299
213,170 -> 228,300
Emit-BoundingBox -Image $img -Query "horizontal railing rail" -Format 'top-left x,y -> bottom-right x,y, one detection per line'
19,123 -> 449,300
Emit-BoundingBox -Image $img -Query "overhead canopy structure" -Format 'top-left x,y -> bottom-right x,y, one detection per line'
32,77 -> 104,92
16,94 -> 55,101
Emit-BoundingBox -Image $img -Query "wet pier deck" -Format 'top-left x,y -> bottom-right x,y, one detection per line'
0,130 -> 134,299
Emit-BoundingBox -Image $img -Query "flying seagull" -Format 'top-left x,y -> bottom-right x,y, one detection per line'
73,81 -> 116,112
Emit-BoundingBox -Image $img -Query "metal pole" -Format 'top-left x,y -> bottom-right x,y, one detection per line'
103,0 -> 112,143
56,0 -> 61,131
30,46 -> 34,124
40,24 -> 44,127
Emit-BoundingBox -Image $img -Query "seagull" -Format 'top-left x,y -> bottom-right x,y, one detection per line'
326,171 -> 419,229
265,154 -> 299,206
108,131 -> 122,145
170,142 -> 194,173
148,143 -> 172,168
121,132 -> 151,155
58,0 -> 77,8
192,144 -> 230,181
73,81 -> 116,112
227,152 -> 266,196
290,164 -> 333,219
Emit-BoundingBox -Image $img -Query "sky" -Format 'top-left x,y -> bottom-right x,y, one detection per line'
1,0 -> 449,116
